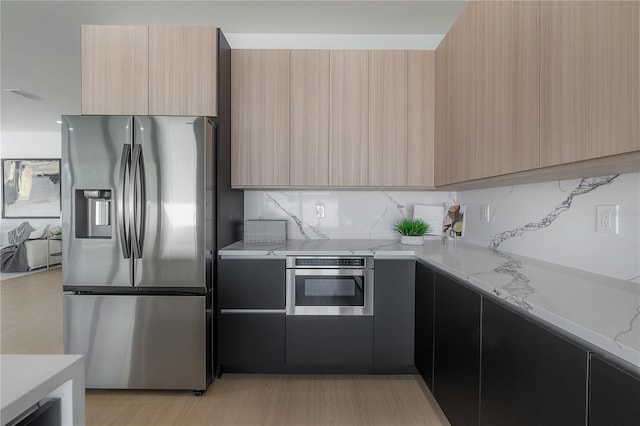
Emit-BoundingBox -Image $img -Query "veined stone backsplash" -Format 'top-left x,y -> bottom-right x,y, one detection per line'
457,172 -> 640,282
244,172 -> 639,282
244,191 -> 454,240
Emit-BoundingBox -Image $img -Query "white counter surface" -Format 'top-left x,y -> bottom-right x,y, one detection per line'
1,354 -> 85,426
220,239 -> 640,370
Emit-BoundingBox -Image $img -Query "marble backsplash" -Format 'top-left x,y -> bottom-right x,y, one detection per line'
457,173 -> 640,282
244,190 -> 454,240
244,172 -> 639,282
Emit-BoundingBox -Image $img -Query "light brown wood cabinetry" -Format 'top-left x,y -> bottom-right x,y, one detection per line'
233,49 -> 436,189
231,50 -> 290,187
369,51 -> 408,187
540,1 -> 640,167
81,25 -> 149,115
290,50 -> 330,186
82,25 -> 218,116
407,51 -> 435,187
475,1 -> 539,179
149,26 -> 217,116
329,50 -> 369,187
434,2 -> 476,186
434,0 -> 639,190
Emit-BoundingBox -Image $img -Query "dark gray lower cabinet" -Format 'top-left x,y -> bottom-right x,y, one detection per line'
434,273 -> 481,426
286,316 -> 373,366
373,259 -> 415,370
217,259 -> 286,373
481,297 -> 589,426
218,313 -> 285,372
414,262 -> 435,389
589,354 -> 640,426
218,259 -> 285,309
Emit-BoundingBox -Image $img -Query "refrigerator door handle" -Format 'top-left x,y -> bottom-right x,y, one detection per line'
131,144 -> 146,259
118,144 -> 132,259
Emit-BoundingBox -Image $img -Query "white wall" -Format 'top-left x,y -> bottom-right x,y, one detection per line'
0,131 -> 62,245
457,173 -> 640,282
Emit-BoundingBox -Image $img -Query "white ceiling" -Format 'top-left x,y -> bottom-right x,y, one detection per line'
0,0 -> 467,133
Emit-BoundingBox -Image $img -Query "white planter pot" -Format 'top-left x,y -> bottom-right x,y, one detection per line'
400,235 -> 424,246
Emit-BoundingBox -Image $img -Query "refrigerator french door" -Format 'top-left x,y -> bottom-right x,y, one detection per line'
62,116 -> 214,392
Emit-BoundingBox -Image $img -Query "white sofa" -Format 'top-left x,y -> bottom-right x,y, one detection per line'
23,239 -> 61,270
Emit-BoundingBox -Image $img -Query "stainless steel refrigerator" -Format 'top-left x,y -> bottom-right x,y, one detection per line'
61,115 -> 241,393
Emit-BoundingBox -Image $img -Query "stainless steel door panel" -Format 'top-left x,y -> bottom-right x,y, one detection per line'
62,116 -> 132,287
64,294 -> 207,390
133,117 -> 206,288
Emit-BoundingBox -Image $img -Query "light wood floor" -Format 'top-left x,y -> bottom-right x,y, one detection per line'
1,270 -> 450,426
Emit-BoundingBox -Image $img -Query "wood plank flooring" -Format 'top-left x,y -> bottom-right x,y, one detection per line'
1,269 -> 450,426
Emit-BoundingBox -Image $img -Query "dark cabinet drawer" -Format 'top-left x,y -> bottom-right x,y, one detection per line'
218,259 -> 285,309
481,297 -> 589,426
589,354 -> 640,426
218,313 -> 285,371
286,316 -> 373,366
373,259 -> 415,368
434,272 -> 481,426
415,262 -> 435,389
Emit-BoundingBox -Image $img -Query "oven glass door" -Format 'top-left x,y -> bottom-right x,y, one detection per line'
287,268 -> 374,316
295,275 -> 364,307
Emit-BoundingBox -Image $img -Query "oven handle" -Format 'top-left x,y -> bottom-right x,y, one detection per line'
288,268 -> 371,276
220,309 -> 285,314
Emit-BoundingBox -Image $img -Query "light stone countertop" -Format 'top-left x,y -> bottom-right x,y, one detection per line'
220,239 -> 640,371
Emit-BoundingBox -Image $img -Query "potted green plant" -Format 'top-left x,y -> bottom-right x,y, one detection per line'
394,218 -> 431,246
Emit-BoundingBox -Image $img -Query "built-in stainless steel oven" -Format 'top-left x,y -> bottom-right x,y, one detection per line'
285,256 -> 374,316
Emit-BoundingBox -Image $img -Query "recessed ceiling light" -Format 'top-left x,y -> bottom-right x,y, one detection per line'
56,120 -> 62,124
4,89 -> 44,101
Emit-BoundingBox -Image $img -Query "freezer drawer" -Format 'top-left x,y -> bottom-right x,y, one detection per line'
64,294 -> 209,391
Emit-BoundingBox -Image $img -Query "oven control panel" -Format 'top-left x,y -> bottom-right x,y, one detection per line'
287,256 -> 373,269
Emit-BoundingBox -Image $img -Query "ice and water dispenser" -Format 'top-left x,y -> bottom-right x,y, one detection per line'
75,189 -> 112,238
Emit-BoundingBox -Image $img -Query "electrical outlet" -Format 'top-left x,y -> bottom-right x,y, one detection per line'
316,202 -> 325,219
596,205 -> 618,234
480,205 -> 491,223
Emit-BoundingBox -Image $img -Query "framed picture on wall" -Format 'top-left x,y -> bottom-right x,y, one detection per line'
2,158 -> 61,218
443,204 -> 466,237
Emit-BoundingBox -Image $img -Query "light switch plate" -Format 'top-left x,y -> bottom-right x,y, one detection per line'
596,205 -> 618,234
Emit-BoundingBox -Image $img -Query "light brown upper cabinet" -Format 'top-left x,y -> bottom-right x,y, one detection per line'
329,50 -> 369,187
290,50 -> 330,186
82,25 -> 219,116
474,1 -> 539,179
540,1 -> 640,167
434,2 -> 476,186
149,26 -> 218,116
231,50 -> 290,187
369,51 -> 408,187
407,51 -> 435,187
81,25 -> 149,115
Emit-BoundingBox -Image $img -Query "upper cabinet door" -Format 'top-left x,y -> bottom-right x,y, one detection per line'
149,26 -> 218,116
290,50 -> 330,187
231,50 -> 290,187
407,50 -> 435,187
329,50 -> 369,187
434,2 -> 476,186
540,1 -> 640,167
81,25 -> 149,115
369,51 -> 408,187
475,1 -> 539,179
